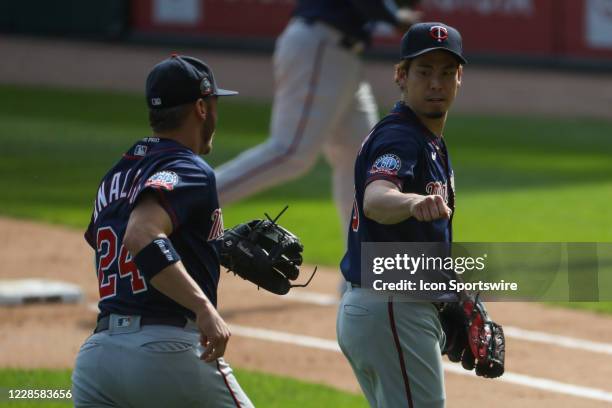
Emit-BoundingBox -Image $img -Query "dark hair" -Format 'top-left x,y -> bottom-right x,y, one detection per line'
148,103 -> 193,132
394,59 -> 412,91
396,59 -> 412,73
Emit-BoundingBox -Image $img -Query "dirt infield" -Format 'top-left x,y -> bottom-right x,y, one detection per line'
1,36 -> 612,119
1,217 -> 612,407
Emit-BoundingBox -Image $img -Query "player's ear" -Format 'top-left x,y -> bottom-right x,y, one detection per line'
195,98 -> 207,120
394,64 -> 404,86
457,65 -> 463,87
394,61 -> 409,91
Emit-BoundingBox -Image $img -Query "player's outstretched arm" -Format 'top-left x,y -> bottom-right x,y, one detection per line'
123,192 -> 231,362
363,179 -> 451,224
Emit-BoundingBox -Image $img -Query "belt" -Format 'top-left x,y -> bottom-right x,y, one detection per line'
350,282 -> 361,288
94,315 -> 188,333
297,17 -> 365,54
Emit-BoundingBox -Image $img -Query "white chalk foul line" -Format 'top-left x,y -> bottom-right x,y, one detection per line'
232,324 -> 340,352
282,291 -> 612,356
284,291 -> 339,306
503,326 -> 612,356
231,324 -> 612,404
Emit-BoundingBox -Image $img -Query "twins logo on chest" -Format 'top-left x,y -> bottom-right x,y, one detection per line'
208,208 -> 224,241
426,181 -> 449,203
426,140 -> 453,204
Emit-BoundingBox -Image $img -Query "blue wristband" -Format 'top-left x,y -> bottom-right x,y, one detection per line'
134,237 -> 181,281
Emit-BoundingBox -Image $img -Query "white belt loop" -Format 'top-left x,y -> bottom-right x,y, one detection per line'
184,319 -> 198,331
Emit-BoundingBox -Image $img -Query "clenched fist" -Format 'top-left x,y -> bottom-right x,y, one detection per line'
408,194 -> 451,222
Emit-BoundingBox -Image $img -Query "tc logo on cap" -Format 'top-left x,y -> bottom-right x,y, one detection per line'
430,26 -> 449,42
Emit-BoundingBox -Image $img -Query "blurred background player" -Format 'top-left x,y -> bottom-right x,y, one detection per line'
215,0 -> 422,235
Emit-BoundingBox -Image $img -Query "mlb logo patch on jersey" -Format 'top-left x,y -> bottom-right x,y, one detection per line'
145,171 -> 179,191
134,145 -> 148,156
371,154 -> 401,176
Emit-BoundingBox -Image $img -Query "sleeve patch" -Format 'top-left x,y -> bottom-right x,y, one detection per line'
370,154 -> 402,176
145,171 -> 179,191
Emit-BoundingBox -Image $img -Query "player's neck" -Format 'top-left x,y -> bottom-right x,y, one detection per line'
417,114 -> 447,138
401,99 -> 447,137
153,128 -> 200,154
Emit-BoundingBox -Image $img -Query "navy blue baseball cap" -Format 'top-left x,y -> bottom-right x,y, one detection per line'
146,54 -> 238,109
400,22 -> 467,64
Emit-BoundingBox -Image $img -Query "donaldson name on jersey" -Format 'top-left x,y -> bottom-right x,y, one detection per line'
85,138 -> 223,319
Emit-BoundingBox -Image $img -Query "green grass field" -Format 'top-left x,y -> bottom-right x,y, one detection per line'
0,368 -> 367,407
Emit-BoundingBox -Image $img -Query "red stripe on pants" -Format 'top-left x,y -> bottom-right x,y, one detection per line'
388,298 -> 414,408
217,359 -> 241,407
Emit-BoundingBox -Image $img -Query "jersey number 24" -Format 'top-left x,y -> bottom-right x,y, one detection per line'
96,226 -> 147,300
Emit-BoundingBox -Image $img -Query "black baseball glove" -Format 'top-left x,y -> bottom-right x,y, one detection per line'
217,208 -> 316,295
439,295 -> 505,378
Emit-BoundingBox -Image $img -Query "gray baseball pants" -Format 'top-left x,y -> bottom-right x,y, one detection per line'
337,286 -> 447,408
72,314 -> 253,408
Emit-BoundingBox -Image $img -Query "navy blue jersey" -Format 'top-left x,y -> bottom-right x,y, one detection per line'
341,102 -> 456,285
84,138 -> 225,320
293,0 -> 399,43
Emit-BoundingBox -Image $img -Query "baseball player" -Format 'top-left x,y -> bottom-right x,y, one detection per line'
215,0 -> 421,234
72,55 -> 253,407
337,23 -> 467,407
